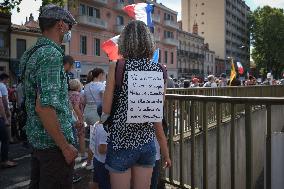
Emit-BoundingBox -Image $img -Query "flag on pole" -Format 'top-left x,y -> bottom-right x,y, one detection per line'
101,35 -> 121,61
123,3 -> 154,29
236,62 -> 244,74
229,59 -> 237,86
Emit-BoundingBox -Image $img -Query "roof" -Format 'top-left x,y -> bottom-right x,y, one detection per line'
177,29 -> 204,40
11,23 -> 41,34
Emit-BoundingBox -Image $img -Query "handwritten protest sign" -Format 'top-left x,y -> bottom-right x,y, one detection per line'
127,71 -> 164,123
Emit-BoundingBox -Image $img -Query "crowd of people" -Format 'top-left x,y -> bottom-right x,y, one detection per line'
167,72 -> 284,88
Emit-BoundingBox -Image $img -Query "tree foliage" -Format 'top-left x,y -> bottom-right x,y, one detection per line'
250,6 -> 284,78
0,0 -> 67,13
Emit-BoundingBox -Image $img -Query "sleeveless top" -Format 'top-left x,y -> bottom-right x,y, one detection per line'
108,58 -> 164,150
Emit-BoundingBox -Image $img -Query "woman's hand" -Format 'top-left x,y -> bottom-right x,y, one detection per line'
163,156 -> 172,168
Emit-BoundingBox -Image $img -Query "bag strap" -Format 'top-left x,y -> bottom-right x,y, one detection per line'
20,44 -> 48,82
115,59 -> 126,89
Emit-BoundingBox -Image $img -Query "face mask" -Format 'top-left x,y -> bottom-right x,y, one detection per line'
62,31 -> 71,43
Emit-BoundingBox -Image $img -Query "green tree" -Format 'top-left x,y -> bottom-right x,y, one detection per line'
0,0 -> 68,13
250,6 -> 284,78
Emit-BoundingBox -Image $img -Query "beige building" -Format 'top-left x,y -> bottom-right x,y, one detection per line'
0,12 -> 11,74
10,14 -> 69,80
177,29 -> 206,78
181,0 -> 250,73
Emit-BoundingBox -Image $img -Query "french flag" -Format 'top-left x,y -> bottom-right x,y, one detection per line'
123,3 -> 154,29
237,62 -> 244,74
101,35 -> 121,61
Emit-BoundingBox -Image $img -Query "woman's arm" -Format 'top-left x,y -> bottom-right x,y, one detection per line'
154,122 -> 171,168
102,62 -> 116,114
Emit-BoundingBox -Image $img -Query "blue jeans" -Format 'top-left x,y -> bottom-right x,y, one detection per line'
0,118 -> 9,162
105,140 -> 156,172
150,160 -> 161,189
93,158 -> 111,189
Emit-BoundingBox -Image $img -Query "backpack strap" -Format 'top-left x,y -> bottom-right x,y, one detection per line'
115,59 -> 126,89
20,44 -> 48,82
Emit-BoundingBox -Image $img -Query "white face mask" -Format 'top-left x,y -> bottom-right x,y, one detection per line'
62,30 -> 71,43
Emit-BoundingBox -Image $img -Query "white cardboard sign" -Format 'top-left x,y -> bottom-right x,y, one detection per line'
127,71 -> 164,123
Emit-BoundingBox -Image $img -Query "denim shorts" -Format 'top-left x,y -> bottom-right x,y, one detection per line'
93,158 -> 110,189
105,140 -> 156,173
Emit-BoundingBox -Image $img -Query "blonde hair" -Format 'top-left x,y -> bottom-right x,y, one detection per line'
69,79 -> 82,91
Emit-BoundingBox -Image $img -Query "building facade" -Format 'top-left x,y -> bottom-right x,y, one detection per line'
177,29 -> 205,78
0,12 -> 11,74
181,0 -> 250,74
215,57 -> 225,76
10,14 -> 69,81
68,0 -> 179,79
204,48 -> 216,77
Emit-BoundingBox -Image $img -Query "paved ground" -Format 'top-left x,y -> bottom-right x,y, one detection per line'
0,143 -> 92,189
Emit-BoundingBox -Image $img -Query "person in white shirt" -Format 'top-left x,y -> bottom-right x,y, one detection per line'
0,73 -> 11,142
203,75 -> 218,88
0,84 -> 17,168
89,122 -> 110,189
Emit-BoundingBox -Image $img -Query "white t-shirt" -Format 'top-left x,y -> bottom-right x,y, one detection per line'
0,82 -> 8,96
90,123 -> 108,163
84,82 -> 105,106
154,137 -> 161,161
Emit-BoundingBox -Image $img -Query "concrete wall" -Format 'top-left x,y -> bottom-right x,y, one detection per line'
167,105 -> 284,189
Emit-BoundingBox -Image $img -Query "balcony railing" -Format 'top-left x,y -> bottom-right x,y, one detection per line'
154,35 -> 161,42
114,24 -> 124,33
0,48 -> 9,59
152,15 -> 161,23
163,37 -> 179,46
78,15 -> 107,29
93,0 -> 107,5
164,20 -> 179,29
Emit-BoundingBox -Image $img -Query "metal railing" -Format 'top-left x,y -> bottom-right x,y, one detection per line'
161,94 -> 284,189
165,86 -> 284,133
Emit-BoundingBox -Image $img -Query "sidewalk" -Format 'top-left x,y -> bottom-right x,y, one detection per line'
0,143 -> 91,189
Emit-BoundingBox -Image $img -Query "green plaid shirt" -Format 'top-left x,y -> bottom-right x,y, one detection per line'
20,37 -> 74,149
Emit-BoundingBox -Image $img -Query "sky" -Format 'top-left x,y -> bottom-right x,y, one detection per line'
11,0 -> 284,24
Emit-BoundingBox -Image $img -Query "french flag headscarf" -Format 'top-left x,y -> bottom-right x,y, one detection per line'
123,3 -> 154,30
236,62 -> 244,74
102,3 -> 154,61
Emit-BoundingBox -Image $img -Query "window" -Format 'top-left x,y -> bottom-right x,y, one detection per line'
94,8 -> 100,18
80,35 -> 87,55
164,30 -> 174,38
202,22 -> 204,24
88,6 -> 93,16
201,12 -> 204,15
202,2 -> 205,5
171,52 -> 174,64
0,32 -> 4,48
79,4 -> 86,15
164,51 -> 168,64
201,32 -> 204,34
164,13 -> 171,20
16,39 -> 26,59
94,38 -> 100,56
159,49 -> 161,63
116,16 -> 124,25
